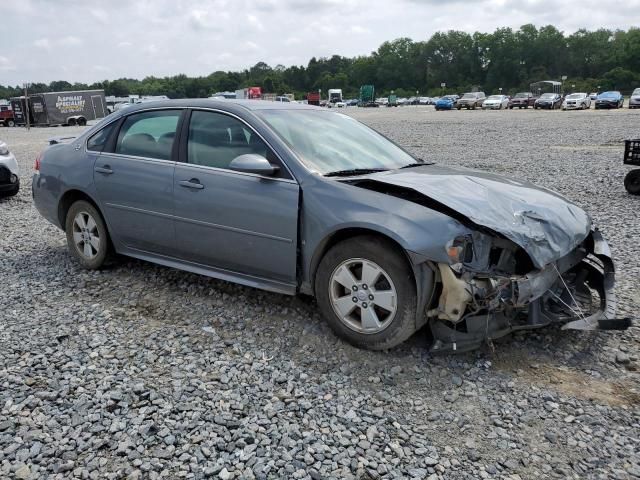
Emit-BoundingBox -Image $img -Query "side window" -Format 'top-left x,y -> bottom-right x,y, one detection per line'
187,110 -> 279,172
87,122 -> 116,152
115,110 -> 180,160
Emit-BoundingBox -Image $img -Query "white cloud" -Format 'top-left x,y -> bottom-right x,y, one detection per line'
247,14 -> 265,31
0,56 -> 16,72
2,0 -> 638,85
350,25 -> 369,34
33,38 -> 51,49
59,36 -> 82,46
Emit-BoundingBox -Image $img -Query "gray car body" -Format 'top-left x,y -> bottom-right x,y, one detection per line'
32,99 -> 621,349
32,100 -> 477,295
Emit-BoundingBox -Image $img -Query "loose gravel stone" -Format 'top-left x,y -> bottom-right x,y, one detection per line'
1,109 -> 639,479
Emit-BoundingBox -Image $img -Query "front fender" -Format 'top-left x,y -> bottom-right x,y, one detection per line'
299,177 -> 473,291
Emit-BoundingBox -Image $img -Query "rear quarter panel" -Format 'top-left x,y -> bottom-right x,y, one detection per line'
33,140 -> 99,229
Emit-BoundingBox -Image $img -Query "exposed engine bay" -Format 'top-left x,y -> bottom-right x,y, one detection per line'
427,230 -> 630,352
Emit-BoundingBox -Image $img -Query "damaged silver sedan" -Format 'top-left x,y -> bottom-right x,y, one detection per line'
32,100 -> 631,352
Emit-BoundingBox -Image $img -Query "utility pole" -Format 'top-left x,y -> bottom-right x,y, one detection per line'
23,83 -> 30,131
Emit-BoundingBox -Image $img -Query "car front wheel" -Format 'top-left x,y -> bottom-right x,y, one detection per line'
315,236 -> 417,350
65,200 -> 111,269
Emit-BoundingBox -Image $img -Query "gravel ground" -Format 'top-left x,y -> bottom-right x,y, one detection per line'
1,107 -> 639,480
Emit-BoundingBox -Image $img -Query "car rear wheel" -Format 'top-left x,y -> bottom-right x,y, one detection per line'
624,170 -> 640,195
315,236 -> 417,350
65,200 -> 111,269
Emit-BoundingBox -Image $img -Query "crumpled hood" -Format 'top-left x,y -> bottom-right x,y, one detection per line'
366,165 -> 591,268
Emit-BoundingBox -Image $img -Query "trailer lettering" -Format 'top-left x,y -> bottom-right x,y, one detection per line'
55,95 -> 86,114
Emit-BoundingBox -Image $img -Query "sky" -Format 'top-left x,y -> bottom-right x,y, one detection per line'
1,0 -> 639,85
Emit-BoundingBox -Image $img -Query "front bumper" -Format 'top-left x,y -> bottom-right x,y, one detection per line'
429,231 -> 631,352
595,101 -> 619,108
0,162 -> 19,191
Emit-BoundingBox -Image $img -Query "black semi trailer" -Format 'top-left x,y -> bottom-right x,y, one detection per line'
10,89 -> 107,126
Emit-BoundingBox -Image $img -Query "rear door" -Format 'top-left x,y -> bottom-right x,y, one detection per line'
93,109 -> 183,255
172,109 -> 299,288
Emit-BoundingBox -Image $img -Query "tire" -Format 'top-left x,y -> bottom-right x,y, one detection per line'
0,182 -> 19,198
315,235 -> 418,350
78,117 -> 87,126
624,170 -> 640,195
509,106 -> 513,109
65,200 -> 111,269
7,120 -> 15,127
456,106 -> 461,110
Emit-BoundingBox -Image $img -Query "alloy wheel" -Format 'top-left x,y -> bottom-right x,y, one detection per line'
329,258 -> 397,334
72,211 -> 101,259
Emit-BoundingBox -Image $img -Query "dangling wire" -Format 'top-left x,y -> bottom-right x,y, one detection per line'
552,264 -> 587,323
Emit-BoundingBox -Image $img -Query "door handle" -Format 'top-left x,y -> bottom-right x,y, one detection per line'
95,165 -> 113,174
179,179 -> 204,190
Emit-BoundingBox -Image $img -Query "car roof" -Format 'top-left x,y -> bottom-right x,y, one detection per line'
115,98 -> 322,115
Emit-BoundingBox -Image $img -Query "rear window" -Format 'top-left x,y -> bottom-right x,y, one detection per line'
115,110 -> 180,160
87,122 -> 116,152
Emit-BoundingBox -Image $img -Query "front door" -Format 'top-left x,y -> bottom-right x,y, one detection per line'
173,109 -> 299,287
93,109 -> 182,255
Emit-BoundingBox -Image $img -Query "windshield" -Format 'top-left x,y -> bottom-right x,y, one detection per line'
487,95 -> 502,100
515,93 -> 528,98
540,93 -> 555,99
633,88 -> 640,96
566,93 -> 584,99
600,91 -> 619,98
258,110 -> 417,175
462,93 -> 476,99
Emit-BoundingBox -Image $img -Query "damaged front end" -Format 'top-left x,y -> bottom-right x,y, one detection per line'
428,230 -> 631,353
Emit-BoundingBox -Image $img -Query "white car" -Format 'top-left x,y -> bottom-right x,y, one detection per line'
562,93 -> 591,110
482,95 -> 509,110
0,140 -> 19,197
629,87 -> 640,109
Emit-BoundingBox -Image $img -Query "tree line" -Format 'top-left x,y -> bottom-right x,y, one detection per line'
2,24 -> 639,101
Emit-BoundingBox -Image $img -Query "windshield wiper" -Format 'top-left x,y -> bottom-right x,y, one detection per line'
400,158 -> 434,169
324,168 -> 388,177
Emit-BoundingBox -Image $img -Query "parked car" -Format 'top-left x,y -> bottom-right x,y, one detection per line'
482,95 -> 509,110
0,139 -> 19,197
435,96 -> 457,110
456,92 -> 486,110
418,97 -> 431,105
628,88 -> 640,109
595,91 -> 624,109
32,99 -> 628,352
534,93 -> 563,109
509,92 -> 536,109
562,93 -> 591,110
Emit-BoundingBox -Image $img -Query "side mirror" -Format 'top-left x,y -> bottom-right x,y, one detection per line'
229,154 -> 279,176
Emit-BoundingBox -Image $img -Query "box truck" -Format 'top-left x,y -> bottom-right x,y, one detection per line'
10,89 -> 107,126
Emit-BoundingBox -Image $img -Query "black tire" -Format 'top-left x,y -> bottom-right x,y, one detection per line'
624,170 -> 640,195
65,200 -> 111,269
0,182 -> 19,198
78,117 -> 87,126
456,106 -> 461,110
315,236 -> 418,350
